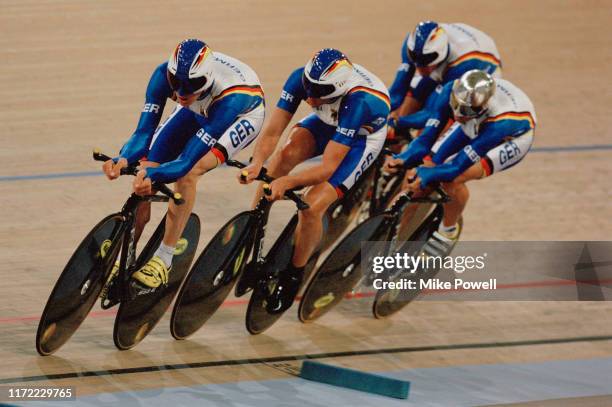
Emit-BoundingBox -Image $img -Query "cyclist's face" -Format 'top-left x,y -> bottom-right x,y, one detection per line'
306,97 -> 328,107
416,65 -> 437,76
177,92 -> 200,107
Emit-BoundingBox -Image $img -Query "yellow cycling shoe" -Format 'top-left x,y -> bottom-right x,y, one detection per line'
132,256 -> 171,288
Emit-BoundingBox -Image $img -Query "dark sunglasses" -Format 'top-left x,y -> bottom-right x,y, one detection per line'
167,71 -> 207,95
407,49 -> 439,67
302,74 -> 336,98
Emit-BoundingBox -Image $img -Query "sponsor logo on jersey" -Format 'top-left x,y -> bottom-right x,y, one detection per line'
499,140 -> 521,165
196,129 -> 217,147
336,127 -> 356,138
463,145 -> 480,163
230,119 -> 256,148
373,117 -> 386,126
398,63 -> 411,72
354,152 -> 375,181
331,109 -> 338,121
280,90 -> 294,103
143,103 -> 160,113
426,118 -> 441,128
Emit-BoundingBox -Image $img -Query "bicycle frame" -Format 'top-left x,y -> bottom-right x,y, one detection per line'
92,150 -> 182,306
100,193 -> 172,307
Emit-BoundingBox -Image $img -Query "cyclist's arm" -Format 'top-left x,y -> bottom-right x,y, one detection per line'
396,108 -> 430,129
119,63 -> 172,164
144,94 -> 255,183
250,107 -> 293,166
396,87 -> 445,130
395,84 -> 452,167
251,67 -> 305,166
431,125 -> 471,164
389,35 -> 416,112
415,123 -> 520,188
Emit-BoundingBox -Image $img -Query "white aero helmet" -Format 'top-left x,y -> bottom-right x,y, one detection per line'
406,21 -> 449,67
450,70 -> 496,119
302,48 -> 354,99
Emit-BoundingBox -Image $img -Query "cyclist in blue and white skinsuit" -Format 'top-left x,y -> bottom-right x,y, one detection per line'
386,70 -> 536,241
239,49 -> 390,313
388,21 -> 501,129
102,39 -> 264,289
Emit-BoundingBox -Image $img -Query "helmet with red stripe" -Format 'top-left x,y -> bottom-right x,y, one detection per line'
302,48 -> 354,100
167,39 -> 214,96
407,21 -> 449,67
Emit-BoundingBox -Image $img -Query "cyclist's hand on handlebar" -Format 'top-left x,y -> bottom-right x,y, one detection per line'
265,176 -> 291,201
237,161 -> 263,185
102,157 -> 128,180
404,168 -> 422,193
133,169 -> 153,196
384,156 -> 404,174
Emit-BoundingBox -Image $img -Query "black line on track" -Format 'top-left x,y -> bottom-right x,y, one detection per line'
3,334 -> 612,384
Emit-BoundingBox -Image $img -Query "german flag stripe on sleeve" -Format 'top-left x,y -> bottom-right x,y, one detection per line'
211,85 -> 264,104
485,111 -> 535,129
448,51 -> 502,68
348,86 -> 390,108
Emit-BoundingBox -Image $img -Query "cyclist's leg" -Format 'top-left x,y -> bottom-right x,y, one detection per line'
129,107 -> 194,243
131,107 -> 204,287
441,129 -> 534,227
293,127 -> 386,266
162,105 -> 267,248
133,161 -> 159,242
395,122 -> 467,235
250,114 -> 322,207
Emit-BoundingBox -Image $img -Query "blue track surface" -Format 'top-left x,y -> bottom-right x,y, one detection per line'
15,357 -> 612,407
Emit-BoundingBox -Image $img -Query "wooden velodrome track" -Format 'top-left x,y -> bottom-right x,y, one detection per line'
1,0 -> 611,405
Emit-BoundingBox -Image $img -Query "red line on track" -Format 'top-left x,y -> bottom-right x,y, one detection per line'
2,278 -> 610,325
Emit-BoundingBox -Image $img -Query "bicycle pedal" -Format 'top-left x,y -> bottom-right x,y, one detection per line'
129,280 -> 161,298
101,295 -> 120,310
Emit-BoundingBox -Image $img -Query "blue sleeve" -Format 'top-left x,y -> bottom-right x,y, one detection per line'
397,108 -> 430,129
431,125 -> 471,164
416,149 -> 475,188
276,67 -> 306,114
411,75 -> 438,104
416,122 -> 513,188
332,94 -> 369,146
119,63 -> 173,164
144,133 -> 212,183
396,86 -> 445,129
389,35 -> 416,111
395,83 -> 453,167
144,92 -> 261,183
198,92 -> 263,137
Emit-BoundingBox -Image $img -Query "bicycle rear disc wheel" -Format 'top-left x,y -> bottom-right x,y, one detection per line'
298,214 -> 389,323
36,214 -> 123,356
171,211 -> 253,340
